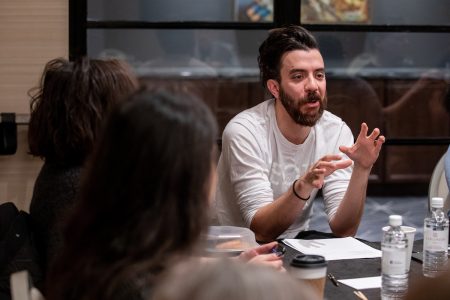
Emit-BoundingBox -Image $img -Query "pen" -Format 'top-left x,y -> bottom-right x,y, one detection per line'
353,290 -> 368,300
327,273 -> 339,287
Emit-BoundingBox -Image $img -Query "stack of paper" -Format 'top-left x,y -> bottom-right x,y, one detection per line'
339,276 -> 381,290
283,237 -> 382,261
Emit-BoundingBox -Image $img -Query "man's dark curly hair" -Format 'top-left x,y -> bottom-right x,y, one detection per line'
28,57 -> 138,165
258,25 -> 318,89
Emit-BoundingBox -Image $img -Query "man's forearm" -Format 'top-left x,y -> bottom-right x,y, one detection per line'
250,180 -> 312,242
329,165 -> 371,237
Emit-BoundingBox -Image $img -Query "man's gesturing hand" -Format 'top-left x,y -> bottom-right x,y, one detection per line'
339,123 -> 385,170
300,155 -> 353,189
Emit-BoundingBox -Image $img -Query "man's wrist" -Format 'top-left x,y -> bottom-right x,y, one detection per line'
353,163 -> 373,174
292,179 -> 311,201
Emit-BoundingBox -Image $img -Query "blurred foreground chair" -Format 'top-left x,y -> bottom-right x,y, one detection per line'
428,153 -> 449,212
10,271 -> 44,300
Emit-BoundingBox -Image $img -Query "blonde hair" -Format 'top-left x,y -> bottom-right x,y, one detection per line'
152,259 -> 319,300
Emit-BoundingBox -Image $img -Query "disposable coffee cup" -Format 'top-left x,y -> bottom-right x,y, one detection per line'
382,225 -> 416,272
289,254 -> 327,299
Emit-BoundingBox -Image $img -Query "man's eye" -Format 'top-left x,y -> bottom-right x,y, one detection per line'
316,73 -> 325,79
292,74 -> 303,79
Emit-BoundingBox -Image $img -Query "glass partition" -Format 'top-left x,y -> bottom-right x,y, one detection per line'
88,0 -> 274,23
313,32 -> 450,78
88,29 -> 450,81
88,29 -> 269,77
300,0 -> 450,25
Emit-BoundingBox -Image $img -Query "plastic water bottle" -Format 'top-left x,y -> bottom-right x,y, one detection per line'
423,197 -> 449,277
381,215 -> 408,300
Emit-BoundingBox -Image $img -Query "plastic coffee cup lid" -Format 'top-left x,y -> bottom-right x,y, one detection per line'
290,254 -> 327,268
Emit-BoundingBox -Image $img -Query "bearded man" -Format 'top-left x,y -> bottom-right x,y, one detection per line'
215,25 -> 385,242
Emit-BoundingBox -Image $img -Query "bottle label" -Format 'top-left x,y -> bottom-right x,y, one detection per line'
424,227 -> 449,252
382,246 -> 406,275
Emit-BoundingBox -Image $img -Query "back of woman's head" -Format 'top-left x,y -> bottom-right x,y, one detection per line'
153,259 -> 319,300
78,88 -> 218,253
47,88 -> 218,300
28,57 -> 138,165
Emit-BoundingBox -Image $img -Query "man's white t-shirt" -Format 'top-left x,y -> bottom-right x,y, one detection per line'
215,99 -> 354,239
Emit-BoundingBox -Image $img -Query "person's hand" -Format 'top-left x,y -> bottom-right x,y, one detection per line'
239,241 -> 285,271
415,69 -> 446,88
339,123 -> 385,170
299,155 -> 353,190
239,241 -> 278,261
247,253 -> 285,272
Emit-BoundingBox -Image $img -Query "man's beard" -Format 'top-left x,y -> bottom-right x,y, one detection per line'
279,87 -> 326,127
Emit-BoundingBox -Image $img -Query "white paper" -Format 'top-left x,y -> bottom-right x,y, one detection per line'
338,276 -> 381,290
283,237 -> 382,260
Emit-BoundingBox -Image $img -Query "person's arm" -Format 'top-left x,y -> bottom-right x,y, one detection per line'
249,183 -> 308,242
445,146 -> 450,189
223,122 -> 352,242
250,156 -> 352,242
223,123 -> 309,242
328,123 -> 385,237
383,71 -> 446,115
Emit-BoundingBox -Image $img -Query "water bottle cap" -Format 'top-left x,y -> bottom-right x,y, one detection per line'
431,197 -> 444,208
389,215 -> 402,226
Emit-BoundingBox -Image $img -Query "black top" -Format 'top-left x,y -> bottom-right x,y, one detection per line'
29,162 -> 82,277
60,271 -> 156,300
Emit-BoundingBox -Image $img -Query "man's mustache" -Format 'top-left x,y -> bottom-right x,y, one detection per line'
300,93 -> 321,104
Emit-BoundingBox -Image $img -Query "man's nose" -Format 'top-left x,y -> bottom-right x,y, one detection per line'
304,75 -> 319,92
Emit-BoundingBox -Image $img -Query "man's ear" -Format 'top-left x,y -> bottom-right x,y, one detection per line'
267,79 -> 280,99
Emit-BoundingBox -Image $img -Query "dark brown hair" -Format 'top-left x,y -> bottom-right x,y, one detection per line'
28,57 -> 139,165
46,89 -> 218,300
258,25 -> 318,88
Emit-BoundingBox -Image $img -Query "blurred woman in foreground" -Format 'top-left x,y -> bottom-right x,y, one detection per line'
46,89 -> 282,300
153,258 -> 317,300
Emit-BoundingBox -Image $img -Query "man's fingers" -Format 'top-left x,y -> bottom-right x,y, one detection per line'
316,160 -> 351,171
334,159 -> 353,169
320,154 -> 342,162
374,135 -> 386,151
338,145 -> 349,154
312,179 -> 324,189
312,168 -> 326,175
357,122 -> 368,139
315,161 -> 335,169
368,127 -> 381,140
